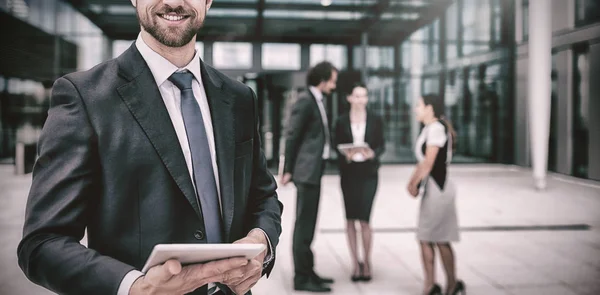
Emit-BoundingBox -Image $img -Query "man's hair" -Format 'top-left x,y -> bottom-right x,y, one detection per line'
307,62 -> 338,87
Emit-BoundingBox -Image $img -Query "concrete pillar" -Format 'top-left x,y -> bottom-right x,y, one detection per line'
588,43 -> 600,181
527,0 -> 552,189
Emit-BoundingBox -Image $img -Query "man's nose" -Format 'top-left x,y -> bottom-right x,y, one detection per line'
162,0 -> 185,8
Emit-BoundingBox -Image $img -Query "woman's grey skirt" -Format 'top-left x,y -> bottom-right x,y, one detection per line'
417,177 -> 460,242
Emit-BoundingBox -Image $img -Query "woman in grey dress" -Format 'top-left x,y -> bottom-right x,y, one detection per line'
407,94 -> 465,295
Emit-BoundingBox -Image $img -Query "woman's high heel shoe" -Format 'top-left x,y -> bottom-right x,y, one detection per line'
360,262 -> 372,282
427,284 -> 442,295
351,263 -> 363,282
449,280 -> 466,295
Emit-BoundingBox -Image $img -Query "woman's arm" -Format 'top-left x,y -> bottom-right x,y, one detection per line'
407,146 -> 440,196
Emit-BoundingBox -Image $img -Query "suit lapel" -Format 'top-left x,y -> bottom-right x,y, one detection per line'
344,115 -> 353,143
364,111 -> 373,144
116,45 -> 202,219
200,61 -> 236,242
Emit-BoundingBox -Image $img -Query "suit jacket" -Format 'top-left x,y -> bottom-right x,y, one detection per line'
283,90 -> 328,185
17,45 -> 283,295
333,111 -> 385,176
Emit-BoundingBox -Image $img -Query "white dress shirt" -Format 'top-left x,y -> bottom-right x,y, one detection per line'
118,34 -> 272,295
350,121 -> 367,162
309,86 -> 331,159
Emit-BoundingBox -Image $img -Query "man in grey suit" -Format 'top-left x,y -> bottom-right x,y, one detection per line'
280,62 -> 338,292
17,0 -> 282,294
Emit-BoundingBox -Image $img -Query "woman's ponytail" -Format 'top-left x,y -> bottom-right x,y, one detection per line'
440,116 -> 457,151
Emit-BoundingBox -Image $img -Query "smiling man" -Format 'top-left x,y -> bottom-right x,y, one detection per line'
17,1 -> 283,294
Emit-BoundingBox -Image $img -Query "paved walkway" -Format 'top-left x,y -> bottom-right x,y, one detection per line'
1,164 -> 599,294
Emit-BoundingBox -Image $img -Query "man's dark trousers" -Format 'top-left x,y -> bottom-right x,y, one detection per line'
293,163 -> 326,283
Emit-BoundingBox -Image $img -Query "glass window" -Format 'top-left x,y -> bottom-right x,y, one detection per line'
196,42 -> 204,61
310,45 -> 347,70
264,9 -> 364,20
113,40 -> 134,58
401,40 -> 411,70
213,42 -> 253,69
572,46 -> 589,178
575,0 -> 600,27
353,46 -> 394,70
262,43 -> 301,70
491,0 -> 502,45
548,54 -> 558,172
446,2 -> 458,59
462,0 -> 491,55
56,1 -> 73,36
428,20 -> 440,64
522,0 -> 529,41
208,8 -> 257,18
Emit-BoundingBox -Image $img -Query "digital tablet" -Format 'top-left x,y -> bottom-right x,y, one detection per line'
141,244 -> 266,273
337,143 -> 371,156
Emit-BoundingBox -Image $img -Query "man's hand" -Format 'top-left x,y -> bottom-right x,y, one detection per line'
279,173 -> 292,186
130,258 -> 249,295
227,230 -> 270,294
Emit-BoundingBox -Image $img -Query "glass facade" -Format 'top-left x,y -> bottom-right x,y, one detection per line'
213,42 -> 253,69
353,46 -> 394,70
573,45 -> 590,178
262,43 -> 301,70
576,0 -> 600,27
462,0 -> 491,55
379,0 -> 514,164
310,45 -> 347,70
0,0 -> 109,163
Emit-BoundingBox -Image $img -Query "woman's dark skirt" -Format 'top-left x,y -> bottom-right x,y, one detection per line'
340,165 -> 378,222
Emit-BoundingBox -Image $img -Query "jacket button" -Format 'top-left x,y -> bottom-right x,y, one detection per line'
194,230 -> 204,240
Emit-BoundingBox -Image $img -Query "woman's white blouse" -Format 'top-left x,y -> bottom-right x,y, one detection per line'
415,121 -> 448,162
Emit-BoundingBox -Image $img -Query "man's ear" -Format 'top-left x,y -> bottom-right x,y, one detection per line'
206,0 -> 213,10
130,0 -> 136,8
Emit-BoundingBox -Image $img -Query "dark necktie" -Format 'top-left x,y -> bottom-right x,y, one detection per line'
169,71 -> 222,243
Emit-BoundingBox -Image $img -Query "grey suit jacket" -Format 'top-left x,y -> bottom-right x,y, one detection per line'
17,44 -> 283,295
283,90 -> 329,185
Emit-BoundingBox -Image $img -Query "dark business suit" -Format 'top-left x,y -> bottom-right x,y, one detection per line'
284,89 -> 328,281
17,45 -> 283,295
333,112 -> 385,221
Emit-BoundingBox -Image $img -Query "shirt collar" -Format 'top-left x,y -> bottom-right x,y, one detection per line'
309,86 -> 324,101
135,34 -> 203,87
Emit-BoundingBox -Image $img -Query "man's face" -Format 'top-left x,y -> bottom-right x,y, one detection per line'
132,0 -> 211,47
321,70 -> 338,95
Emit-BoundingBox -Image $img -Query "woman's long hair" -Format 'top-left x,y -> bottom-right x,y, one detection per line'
421,94 -> 457,150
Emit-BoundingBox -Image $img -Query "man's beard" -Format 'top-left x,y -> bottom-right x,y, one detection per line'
138,5 -> 203,47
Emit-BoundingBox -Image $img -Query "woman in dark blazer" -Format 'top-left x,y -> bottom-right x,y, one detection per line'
333,82 -> 385,282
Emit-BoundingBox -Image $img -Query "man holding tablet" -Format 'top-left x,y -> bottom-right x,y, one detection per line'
17,0 -> 283,294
